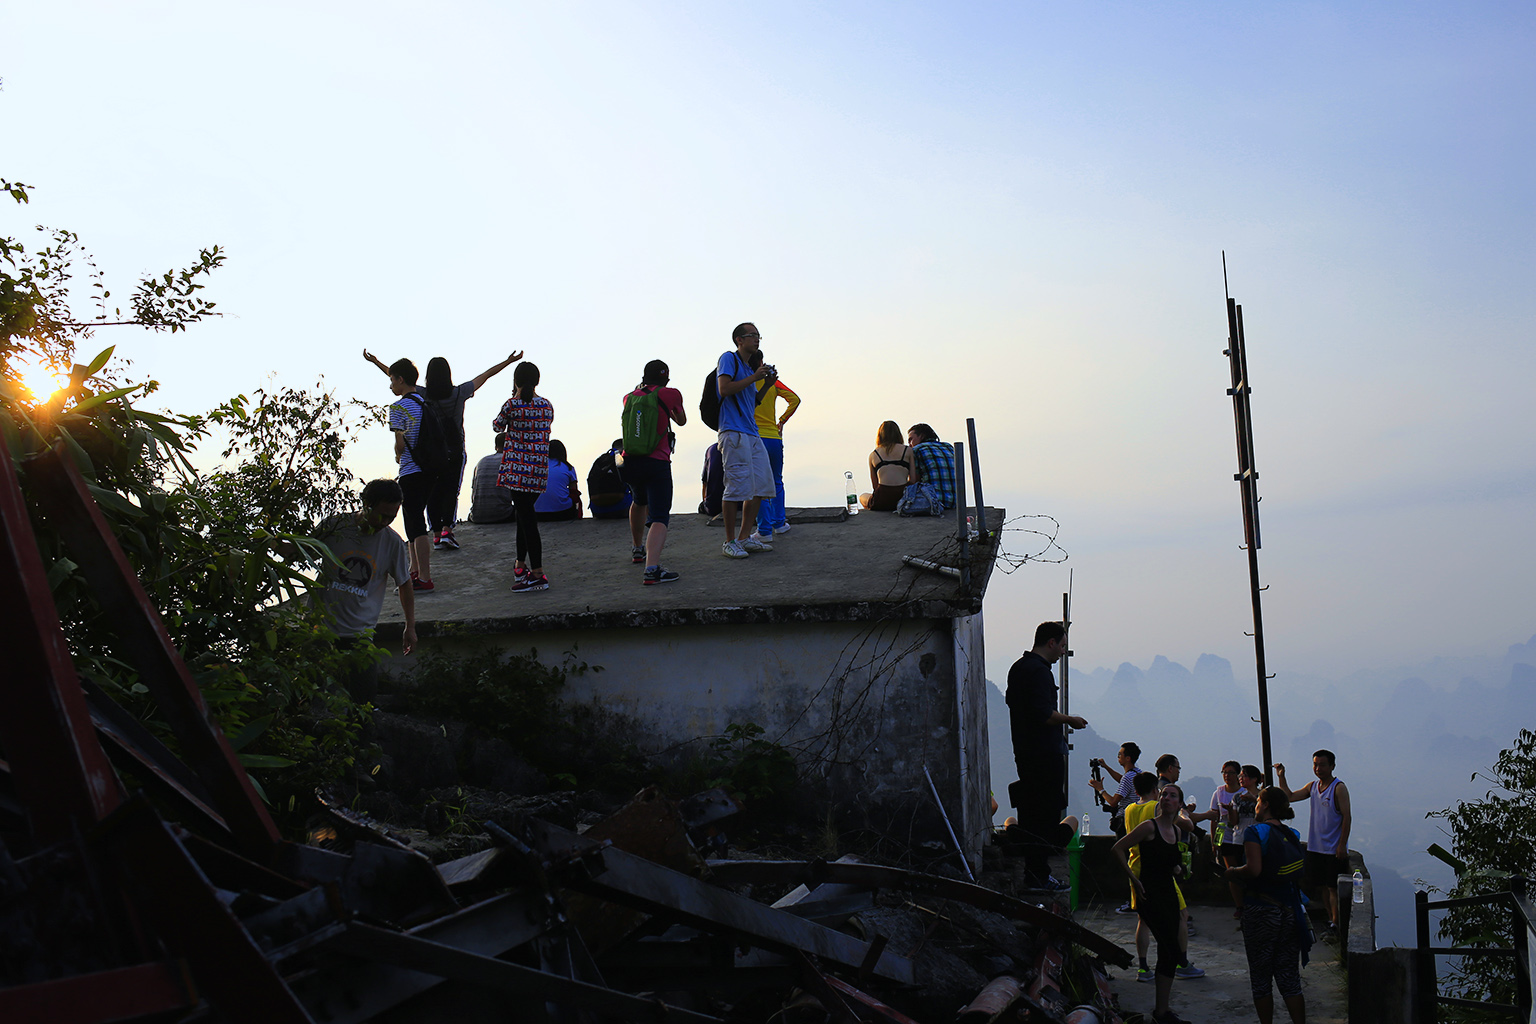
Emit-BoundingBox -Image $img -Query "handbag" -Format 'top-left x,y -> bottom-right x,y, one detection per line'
896,480 -> 944,517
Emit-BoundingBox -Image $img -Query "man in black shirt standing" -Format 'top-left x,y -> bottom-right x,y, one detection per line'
1006,620 -> 1088,888
1007,620 -> 1093,890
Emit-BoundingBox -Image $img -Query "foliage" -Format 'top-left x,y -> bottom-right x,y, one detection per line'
1424,727 -> 1536,1013
397,646 -> 592,767
2,177 -> 383,838
700,722 -> 799,812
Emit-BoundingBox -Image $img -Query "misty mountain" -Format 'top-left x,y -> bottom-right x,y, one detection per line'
985,633 -> 1536,947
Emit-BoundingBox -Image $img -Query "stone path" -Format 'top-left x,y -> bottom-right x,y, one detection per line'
1074,901 -> 1347,1023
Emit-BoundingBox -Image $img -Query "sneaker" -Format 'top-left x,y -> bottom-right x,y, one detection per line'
1152,1011 -> 1192,1024
438,528 -> 459,550
1136,967 -> 1154,984
511,574 -> 549,593
740,535 -> 773,552
514,565 -> 529,581
412,577 -> 435,592
432,530 -> 448,550
1174,963 -> 1205,980
772,523 -> 792,534
722,540 -> 749,559
643,566 -> 680,586
1044,875 -> 1071,891
1117,901 -> 1137,915
631,546 -> 645,564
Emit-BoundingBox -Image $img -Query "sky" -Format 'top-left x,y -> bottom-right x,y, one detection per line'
3,2 -> 1533,692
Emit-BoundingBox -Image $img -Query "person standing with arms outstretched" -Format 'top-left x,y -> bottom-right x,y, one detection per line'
714,323 -> 777,558
1276,749 -> 1352,933
493,362 -> 554,592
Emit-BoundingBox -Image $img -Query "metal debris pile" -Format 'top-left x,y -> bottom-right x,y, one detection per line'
0,446 -> 1131,1022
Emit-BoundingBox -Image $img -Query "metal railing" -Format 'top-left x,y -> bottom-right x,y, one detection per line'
1415,876 -> 1535,1023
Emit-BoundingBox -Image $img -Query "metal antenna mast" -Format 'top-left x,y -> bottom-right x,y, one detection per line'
1222,254 -> 1276,786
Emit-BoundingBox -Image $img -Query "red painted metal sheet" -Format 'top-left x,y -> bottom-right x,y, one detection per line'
29,446 -> 279,858
0,445 -> 122,842
0,960 -> 196,1024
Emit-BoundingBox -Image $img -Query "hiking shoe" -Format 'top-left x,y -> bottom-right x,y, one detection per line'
1136,967 -> 1154,984
740,535 -> 773,552
1117,901 -> 1137,915
722,540 -> 749,558
1174,963 -> 1205,980
772,522 -> 792,534
511,574 -> 549,593
412,578 -> 435,592
643,566 -> 680,586
438,528 -> 459,550
631,546 -> 645,564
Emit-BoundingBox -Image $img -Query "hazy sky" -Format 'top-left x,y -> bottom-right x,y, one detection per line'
4,2 -> 1532,685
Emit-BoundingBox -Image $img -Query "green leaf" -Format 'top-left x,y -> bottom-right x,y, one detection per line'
83,345 -> 116,376
66,383 -> 144,415
229,713 -> 274,752
45,556 -> 79,592
237,753 -> 297,769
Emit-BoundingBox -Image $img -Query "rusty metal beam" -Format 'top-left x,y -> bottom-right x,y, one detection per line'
326,922 -> 725,1023
532,822 -> 915,984
93,795 -> 312,1023
29,445 -> 279,858
705,859 -> 1132,968
0,445 -> 122,844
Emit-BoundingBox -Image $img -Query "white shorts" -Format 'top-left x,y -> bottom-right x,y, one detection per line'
718,430 -> 775,502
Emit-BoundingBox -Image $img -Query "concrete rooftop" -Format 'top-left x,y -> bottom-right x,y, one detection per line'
377,506 -> 1005,639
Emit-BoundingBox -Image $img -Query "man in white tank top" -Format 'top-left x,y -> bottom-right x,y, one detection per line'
1276,749 -> 1352,931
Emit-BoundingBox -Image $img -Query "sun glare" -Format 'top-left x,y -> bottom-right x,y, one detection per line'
13,361 -> 68,404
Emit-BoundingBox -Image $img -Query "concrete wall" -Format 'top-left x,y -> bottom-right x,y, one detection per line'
952,611 -> 991,868
395,615 -> 988,865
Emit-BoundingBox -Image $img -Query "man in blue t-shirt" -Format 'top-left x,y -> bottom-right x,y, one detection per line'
714,322 -> 778,559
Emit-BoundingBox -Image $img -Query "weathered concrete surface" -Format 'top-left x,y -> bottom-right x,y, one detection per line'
376,506 -> 1004,637
1075,900 -> 1348,1024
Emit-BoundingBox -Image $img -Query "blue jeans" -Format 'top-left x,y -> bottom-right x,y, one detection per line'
756,437 -> 787,533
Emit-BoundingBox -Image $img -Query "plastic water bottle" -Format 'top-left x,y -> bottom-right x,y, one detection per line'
1352,869 -> 1364,904
1081,813 -> 1091,837
844,471 -> 858,514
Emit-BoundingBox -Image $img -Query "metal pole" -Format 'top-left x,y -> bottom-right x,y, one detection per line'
954,441 -> 970,593
1512,877 -> 1532,1023
1416,889 -> 1436,1024
966,418 -> 987,537
1223,276 -> 1275,787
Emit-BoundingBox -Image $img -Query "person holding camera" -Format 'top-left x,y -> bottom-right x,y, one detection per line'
1114,782 -> 1197,1024
1089,742 -> 1144,821
714,323 -> 778,559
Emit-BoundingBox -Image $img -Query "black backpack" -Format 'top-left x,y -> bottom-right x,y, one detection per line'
699,368 -> 721,431
587,449 -> 627,506
400,393 -> 453,477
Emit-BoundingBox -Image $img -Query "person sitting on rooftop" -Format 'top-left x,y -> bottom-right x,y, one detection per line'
860,420 -> 912,512
468,432 -> 514,524
534,440 -> 582,521
907,422 -> 957,509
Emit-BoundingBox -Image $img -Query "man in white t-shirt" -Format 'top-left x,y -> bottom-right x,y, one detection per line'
314,479 -> 417,700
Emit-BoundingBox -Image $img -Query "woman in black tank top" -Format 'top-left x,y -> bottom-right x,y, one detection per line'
860,420 -> 912,511
1113,783 -> 1193,1024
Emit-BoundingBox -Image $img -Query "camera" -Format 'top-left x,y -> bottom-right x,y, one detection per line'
1089,757 -> 1106,768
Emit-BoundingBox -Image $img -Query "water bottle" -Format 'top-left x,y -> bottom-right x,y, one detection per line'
1081,813 -> 1091,837
844,471 -> 858,514
1352,869 -> 1364,904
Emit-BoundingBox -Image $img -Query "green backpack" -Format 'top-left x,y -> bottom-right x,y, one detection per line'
622,387 -> 663,457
